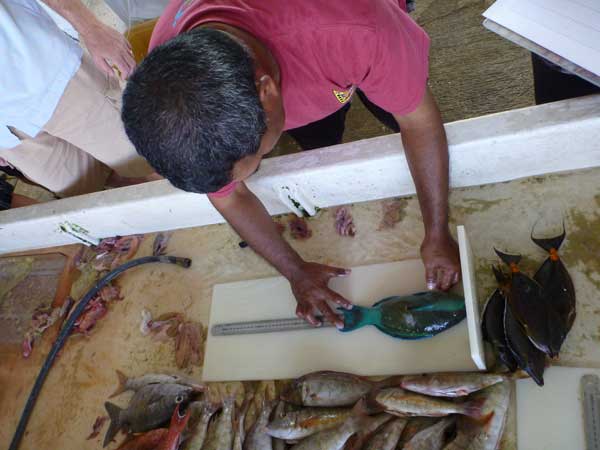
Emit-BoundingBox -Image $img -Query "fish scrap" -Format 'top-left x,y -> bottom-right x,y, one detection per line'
72,283 -> 122,335
378,198 -> 407,230
153,232 -> 173,256
22,297 -> 73,358
86,415 -> 109,440
334,207 -> 356,237
288,217 -> 312,240
116,429 -> 168,450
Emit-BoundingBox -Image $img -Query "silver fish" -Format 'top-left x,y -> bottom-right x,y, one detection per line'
271,401 -> 287,450
362,417 -> 407,450
449,380 -> 512,450
404,417 -> 456,450
266,407 -> 351,440
290,413 -> 375,450
399,372 -> 506,397
244,399 -> 276,450
233,395 -> 253,450
344,413 -> 393,450
109,369 -> 204,398
204,397 -> 236,450
282,371 -> 397,407
184,402 -> 219,450
104,383 -> 193,447
373,388 -> 485,418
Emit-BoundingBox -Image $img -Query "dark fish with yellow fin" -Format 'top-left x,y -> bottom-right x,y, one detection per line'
532,228 -> 576,357
495,249 -> 552,355
504,298 -> 546,386
481,266 -> 518,371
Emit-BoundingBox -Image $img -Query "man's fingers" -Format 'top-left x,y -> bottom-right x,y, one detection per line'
439,269 -> 454,291
97,57 -> 115,77
317,301 -> 344,329
324,265 -> 351,278
425,266 -> 438,290
296,303 -> 321,327
328,289 -> 353,310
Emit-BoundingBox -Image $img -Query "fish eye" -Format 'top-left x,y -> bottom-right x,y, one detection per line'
175,395 -> 184,403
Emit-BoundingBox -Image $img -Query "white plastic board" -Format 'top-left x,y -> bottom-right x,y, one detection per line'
516,366 -> 600,450
203,227 -> 484,381
483,0 -> 600,76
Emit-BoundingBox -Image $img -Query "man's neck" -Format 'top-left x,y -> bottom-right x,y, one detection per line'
201,22 -> 280,84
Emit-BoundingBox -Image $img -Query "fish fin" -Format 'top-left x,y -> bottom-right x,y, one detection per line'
507,369 -> 531,380
531,225 -> 566,253
108,369 -> 128,398
362,391 -> 385,415
103,402 -> 123,447
462,397 -> 486,419
374,375 -> 404,390
494,248 -> 521,266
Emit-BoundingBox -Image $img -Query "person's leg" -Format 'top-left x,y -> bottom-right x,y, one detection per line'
43,52 -> 155,180
286,103 -> 352,150
531,53 -> 600,105
0,128 -> 110,198
355,90 -> 400,133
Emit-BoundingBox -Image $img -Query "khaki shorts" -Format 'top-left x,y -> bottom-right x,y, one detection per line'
0,53 -> 152,198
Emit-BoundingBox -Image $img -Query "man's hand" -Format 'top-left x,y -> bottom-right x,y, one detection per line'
42,0 -> 135,78
421,230 -> 461,291
80,21 -> 135,78
289,262 -> 353,328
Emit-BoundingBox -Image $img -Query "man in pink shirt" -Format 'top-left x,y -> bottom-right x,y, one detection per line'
122,0 -> 460,328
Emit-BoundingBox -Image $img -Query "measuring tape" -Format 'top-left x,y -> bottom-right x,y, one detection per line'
211,317 -> 333,336
582,374 -> 600,450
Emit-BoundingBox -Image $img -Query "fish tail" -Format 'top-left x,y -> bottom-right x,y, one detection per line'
108,369 -> 128,398
461,397 -> 486,419
531,227 -> 566,254
494,248 -> 521,268
103,401 -> 123,447
492,265 -> 509,285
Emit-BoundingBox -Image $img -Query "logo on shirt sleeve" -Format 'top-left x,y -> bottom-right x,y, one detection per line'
333,86 -> 356,104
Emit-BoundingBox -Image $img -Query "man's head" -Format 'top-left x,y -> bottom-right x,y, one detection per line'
122,27 -> 284,193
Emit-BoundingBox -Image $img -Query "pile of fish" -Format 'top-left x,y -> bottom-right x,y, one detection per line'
482,229 -> 576,386
98,370 -> 513,450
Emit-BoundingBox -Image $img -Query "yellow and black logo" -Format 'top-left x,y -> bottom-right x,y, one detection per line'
333,87 -> 355,104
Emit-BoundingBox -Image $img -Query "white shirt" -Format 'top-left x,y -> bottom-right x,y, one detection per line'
0,0 -> 83,148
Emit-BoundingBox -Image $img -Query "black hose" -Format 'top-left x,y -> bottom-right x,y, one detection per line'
9,255 -> 192,450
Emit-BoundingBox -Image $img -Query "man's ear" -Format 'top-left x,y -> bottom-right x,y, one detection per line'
257,75 -> 280,113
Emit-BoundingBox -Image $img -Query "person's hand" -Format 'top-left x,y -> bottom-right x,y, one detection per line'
288,262 -> 353,328
421,230 -> 461,291
80,21 -> 135,79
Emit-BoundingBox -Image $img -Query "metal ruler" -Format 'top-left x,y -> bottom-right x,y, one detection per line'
211,317 -> 334,336
582,374 -> 600,450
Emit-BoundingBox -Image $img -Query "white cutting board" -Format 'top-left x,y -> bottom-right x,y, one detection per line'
517,366 -> 599,450
203,226 -> 484,381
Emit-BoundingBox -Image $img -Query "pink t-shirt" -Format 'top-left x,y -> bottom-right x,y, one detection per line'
150,0 -> 430,196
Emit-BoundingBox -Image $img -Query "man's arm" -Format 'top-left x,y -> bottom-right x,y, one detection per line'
394,87 -> 460,291
210,182 -> 352,328
41,0 -> 135,78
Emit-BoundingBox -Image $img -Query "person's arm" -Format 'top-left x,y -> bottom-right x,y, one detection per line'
210,182 -> 352,328
394,87 -> 460,291
41,0 -> 135,78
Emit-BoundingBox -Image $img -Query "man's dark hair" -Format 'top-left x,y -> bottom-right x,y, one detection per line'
122,28 -> 266,193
